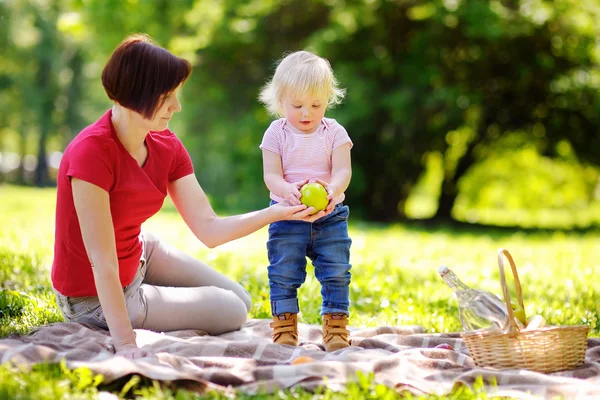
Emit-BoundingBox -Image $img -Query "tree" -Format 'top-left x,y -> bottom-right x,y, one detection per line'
318,0 -> 600,221
32,4 -> 61,186
180,0 -> 331,210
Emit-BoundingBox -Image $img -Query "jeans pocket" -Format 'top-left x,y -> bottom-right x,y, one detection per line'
330,204 -> 350,222
140,259 -> 148,278
63,296 -> 98,321
91,306 -> 106,325
124,260 -> 146,291
127,287 -> 148,329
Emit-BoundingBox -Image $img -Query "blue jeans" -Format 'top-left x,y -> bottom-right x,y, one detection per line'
267,201 -> 352,316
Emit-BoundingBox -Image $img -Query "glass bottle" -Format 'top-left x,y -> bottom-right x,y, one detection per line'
438,265 -> 512,332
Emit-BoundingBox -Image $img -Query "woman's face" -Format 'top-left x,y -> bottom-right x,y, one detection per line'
144,89 -> 182,131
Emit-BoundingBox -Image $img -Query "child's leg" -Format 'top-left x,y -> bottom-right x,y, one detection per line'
267,220 -> 310,345
310,204 -> 352,351
310,205 -> 352,316
267,221 -> 310,316
130,232 -> 250,334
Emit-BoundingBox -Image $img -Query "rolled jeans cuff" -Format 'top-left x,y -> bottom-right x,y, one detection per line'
321,301 -> 349,316
271,298 -> 299,316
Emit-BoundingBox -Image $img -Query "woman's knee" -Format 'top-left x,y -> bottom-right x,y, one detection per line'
229,299 -> 249,330
143,285 -> 249,334
239,286 -> 252,313
212,289 -> 248,334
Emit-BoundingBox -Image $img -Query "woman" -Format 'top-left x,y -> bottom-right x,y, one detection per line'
51,34 -> 328,360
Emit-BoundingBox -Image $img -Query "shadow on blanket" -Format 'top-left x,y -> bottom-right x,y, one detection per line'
1,319 -> 600,398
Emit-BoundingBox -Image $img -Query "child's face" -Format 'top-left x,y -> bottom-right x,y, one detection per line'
281,94 -> 327,133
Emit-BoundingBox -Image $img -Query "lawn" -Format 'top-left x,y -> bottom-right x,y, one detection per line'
0,184 -> 599,399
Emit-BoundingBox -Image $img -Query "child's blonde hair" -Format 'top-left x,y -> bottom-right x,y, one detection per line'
259,51 -> 345,117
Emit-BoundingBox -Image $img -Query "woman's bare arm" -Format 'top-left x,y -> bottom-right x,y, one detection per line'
71,178 -> 147,359
168,174 -> 327,248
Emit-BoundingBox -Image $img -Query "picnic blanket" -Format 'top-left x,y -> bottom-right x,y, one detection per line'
2,320 -> 600,399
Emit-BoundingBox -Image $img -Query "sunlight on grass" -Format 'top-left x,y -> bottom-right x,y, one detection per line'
405,145 -> 600,228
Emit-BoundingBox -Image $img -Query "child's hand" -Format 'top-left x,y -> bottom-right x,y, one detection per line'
315,178 -> 337,213
270,202 -> 332,223
283,179 -> 309,205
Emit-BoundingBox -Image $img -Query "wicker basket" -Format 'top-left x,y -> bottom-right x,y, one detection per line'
461,248 -> 589,373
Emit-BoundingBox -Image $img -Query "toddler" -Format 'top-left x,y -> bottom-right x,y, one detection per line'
259,50 -> 353,351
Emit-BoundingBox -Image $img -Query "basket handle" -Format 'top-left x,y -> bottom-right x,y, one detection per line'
497,248 -> 524,334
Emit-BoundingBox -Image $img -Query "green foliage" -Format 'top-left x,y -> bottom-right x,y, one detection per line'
4,0 -> 600,224
0,360 -> 101,400
0,186 -> 63,335
1,185 -> 599,398
0,363 -> 508,400
404,137 -> 600,228
169,0 -> 600,222
0,290 -> 31,319
318,0 -> 600,220
455,139 -> 600,228
179,0 -> 331,212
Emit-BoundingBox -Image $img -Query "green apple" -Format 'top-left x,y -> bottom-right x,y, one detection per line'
511,301 -> 527,325
300,183 -> 328,214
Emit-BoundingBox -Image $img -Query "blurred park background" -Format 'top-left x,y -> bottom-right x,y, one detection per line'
1,3 -> 600,396
2,0 -> 600,229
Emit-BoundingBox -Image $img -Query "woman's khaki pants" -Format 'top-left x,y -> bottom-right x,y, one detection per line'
53,232 -> 252,335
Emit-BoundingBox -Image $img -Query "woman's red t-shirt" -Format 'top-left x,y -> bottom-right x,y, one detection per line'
51,109 -> 194,296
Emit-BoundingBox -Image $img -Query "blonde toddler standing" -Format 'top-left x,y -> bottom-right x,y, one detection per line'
259,51 -> 353,351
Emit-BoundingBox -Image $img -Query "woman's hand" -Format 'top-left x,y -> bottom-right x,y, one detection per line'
269,201 -> 331,223
115,343 -> 151,360
282,179 -> 309,205
315,178 -> 337,213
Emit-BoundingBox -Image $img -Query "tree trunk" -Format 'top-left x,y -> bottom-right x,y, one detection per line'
17,122 -> 27,185
34,132 -> 49,186
33,12 -> 57,187
34,59 -> 53,187
433,133 -> 481,221
64,48 -> 84,143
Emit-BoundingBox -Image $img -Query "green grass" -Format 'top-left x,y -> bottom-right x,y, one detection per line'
0,184 -> 599,399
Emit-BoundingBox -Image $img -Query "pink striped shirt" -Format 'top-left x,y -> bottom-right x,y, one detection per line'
260,117 -> 353,204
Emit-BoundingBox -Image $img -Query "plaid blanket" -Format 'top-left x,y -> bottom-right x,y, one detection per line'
1,320 -> 599,399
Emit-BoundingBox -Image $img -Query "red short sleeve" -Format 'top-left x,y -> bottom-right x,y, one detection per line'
66,136 -> 115,192
168,136 -> 194,182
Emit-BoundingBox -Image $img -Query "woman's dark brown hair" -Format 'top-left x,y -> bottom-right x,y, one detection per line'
102,34 -> 191,119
